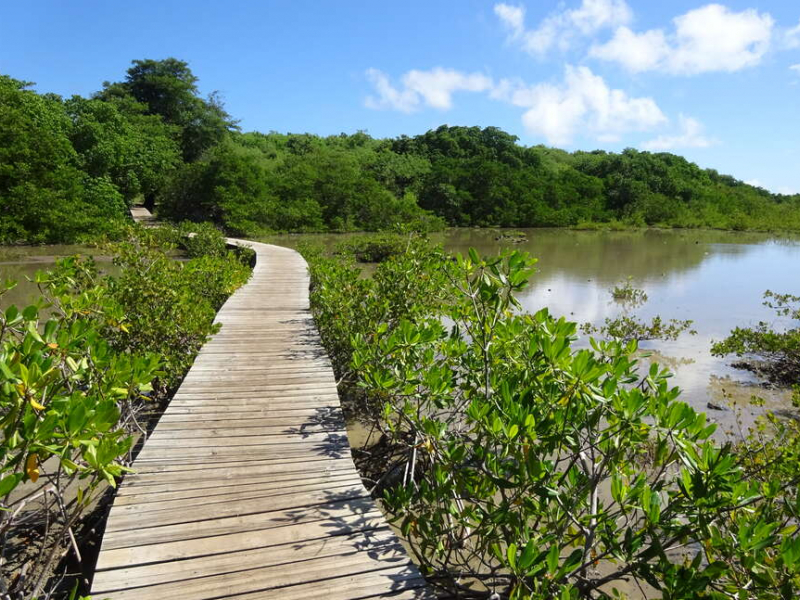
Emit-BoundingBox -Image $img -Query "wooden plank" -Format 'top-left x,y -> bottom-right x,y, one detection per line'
95,559 -> 423,600
99,501 -> 386,558
152,422 -> 344,435
113,479 -> 364,515
115,472 -> 360,505
153,412 -> 343,427
90,240 -> 428,599
125,455 -> 356,479
163,398 -> 342,412
155,411 -> 343,426
93,529 -> 400,589
181,367 -> 332,379
132,442 -> 352,463
172,382 -> 338,394
141,430 -> 345,447
217,569 -> 429,600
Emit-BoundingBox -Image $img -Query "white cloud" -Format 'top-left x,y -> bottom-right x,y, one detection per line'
589,27 -> 670,72
591,4 -> 774,75
670,5 -> 773,74
745,178 -> 763,188
641,114 -> 716,150
783,19 -> 800,48
404,69 -> 493,110
495,0 -> 631,56
365,68 -> 492,113
364,69 -> 418,113
568,0 -> 633,34
790,64 -> 800,73
367,65 -> 666,146
494,3 -> 524,37
496,65 -> 666,145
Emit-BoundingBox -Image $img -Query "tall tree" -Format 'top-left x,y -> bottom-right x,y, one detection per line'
99,58 -> 237,165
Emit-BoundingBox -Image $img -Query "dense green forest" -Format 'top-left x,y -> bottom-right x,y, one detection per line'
3,58 -> 800,243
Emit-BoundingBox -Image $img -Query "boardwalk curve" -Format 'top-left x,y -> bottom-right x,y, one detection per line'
91,239 -> 432,599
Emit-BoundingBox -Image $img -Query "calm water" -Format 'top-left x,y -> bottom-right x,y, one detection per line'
266,228 -> 800,433
0,245 -> 113,309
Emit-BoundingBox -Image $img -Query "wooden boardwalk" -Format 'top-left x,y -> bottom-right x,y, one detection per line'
91,239 -> 432,599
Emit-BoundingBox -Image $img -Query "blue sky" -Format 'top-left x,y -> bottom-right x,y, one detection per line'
1,1 -> 799,193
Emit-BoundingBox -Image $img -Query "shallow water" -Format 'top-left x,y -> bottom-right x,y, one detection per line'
0,245 -> 115,309
266,228 -> 800,433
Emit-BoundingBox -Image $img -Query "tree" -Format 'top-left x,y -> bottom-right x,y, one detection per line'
0,76 -> 126,243
99,58 -> 237,164
66,96 -> 181,206
158,140 -> 279,234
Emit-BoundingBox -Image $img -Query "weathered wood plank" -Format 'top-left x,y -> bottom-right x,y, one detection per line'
95,558 -> 425,600
93,528 -> 400,589
105,482 -> 369,529
100,499 -> 385,551
115,471 -> 360,505
122,455 -> 356,479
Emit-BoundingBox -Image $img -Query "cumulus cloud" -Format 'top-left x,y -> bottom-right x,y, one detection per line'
591,4 -> 774,75
495,65 -> 666,145
366,65 -> 667,146
790,64 -> 800,74
495,0 -> 631,56
589,27 -> 670,72
365,68 -> 493,113
641,114 -> 716,150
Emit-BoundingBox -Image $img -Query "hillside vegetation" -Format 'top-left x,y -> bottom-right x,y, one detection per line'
2,58 -> 800,243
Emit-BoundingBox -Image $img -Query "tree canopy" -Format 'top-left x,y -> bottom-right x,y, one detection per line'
2,59 -> 800,244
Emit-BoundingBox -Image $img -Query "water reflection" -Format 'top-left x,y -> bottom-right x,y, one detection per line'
438,228 -> 754,283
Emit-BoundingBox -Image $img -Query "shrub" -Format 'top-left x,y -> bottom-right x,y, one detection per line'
0,281 -> 161,599
175,221 -> 228,258
610,278 -> 648,306
42,228 -> 251,396
334,233 -> 409,263
712,290 -> 800,384
582,279 -> 695,343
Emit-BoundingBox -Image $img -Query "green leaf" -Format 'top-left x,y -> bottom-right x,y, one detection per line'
519,540 -> 537,570
26,321 -> 44,343
506,543 -> 517,571
702,561 -> 728,578
0,473 -> 21,497
546,544 -> 559,575
68,404 -> 87,435
0,361 -> 16,381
